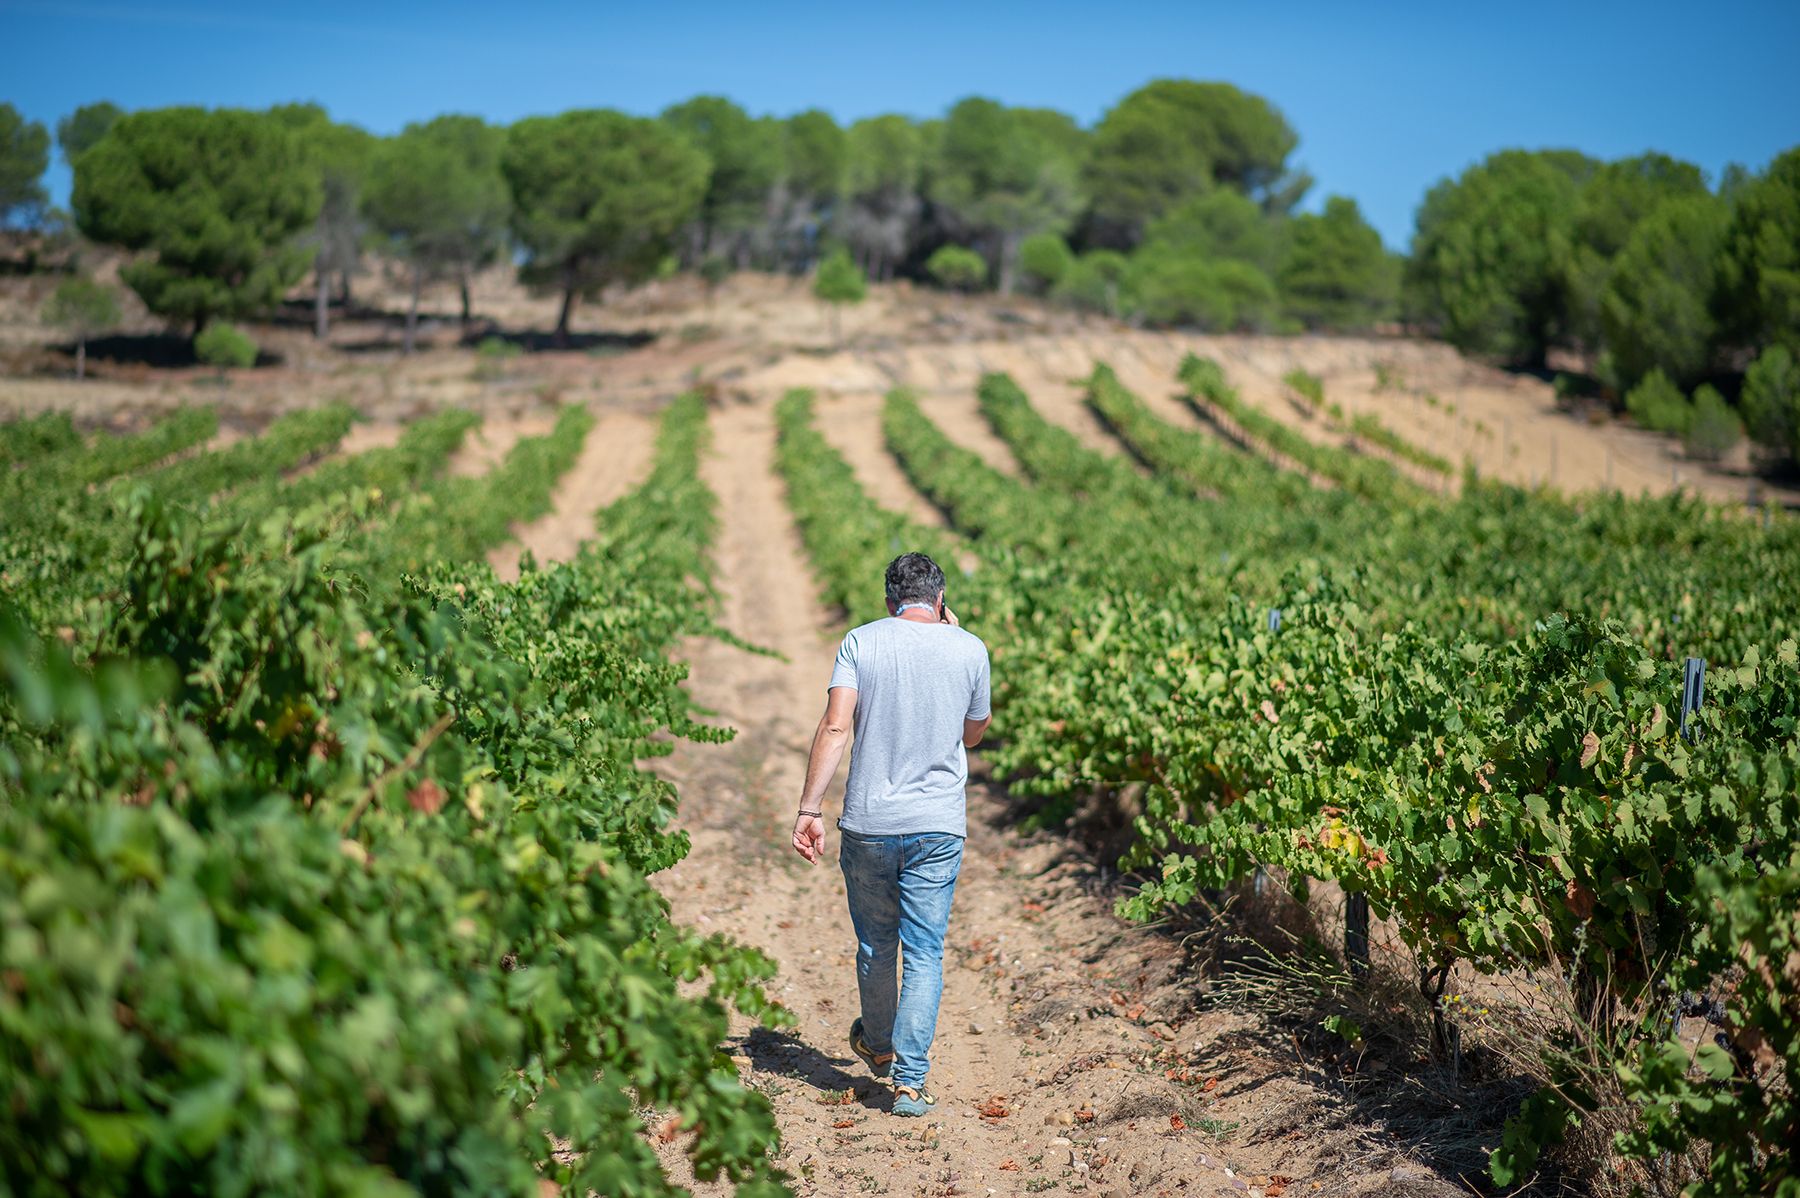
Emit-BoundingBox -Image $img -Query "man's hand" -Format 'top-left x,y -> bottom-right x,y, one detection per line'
796,687 -> 855,864
793,813 -> 825,864
940,602 -> 960,627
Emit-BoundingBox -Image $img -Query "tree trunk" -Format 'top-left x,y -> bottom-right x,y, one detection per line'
830,302 -> 841,349
404,260 -> 422,355
75,337 -> 85,382
555,288 -> 576,349
998,232 -> 1020,296
315,265 -> 330,339
459,270 -> 472,327
340,270 -> 353,309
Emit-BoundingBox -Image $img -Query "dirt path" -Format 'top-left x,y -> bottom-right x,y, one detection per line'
487,401 -> 660,580
641,395 -> 1451,1198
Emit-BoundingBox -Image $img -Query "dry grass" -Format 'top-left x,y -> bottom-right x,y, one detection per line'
1153,873 -> 1713,1196
1451,965 -> 1710,1198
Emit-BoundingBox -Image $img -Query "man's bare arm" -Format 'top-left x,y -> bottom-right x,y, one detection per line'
793,686 -> 857,864
963,715 -> 991,748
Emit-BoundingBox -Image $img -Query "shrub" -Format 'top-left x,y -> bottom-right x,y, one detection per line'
925,244 -> 988,293
193,322 -> 258,369
1624,367 -> 1691,435
1054,250 -> 1131,316
1741,344 -> 1798,460
813,249 -> 866,345
1683,384 -> 1742,461
812,248 -> 867,306
473,336 -> 521,379
40,277 -> 121,380
1277,195 -> 1398,331
1018,233 -> 1074,292
1130,255 -> 1276,330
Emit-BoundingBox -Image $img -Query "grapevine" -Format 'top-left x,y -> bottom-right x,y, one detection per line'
0,394 -> 792,1198
779,363 -> 1800,1186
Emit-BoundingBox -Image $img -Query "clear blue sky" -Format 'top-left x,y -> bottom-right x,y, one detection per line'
5,0 -> 1797,247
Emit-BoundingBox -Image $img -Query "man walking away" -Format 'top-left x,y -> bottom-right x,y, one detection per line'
792,552 -> 991,1117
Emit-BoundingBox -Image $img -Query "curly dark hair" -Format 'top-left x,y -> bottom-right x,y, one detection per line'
884,552 -> 946,607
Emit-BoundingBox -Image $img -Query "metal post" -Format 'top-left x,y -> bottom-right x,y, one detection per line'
1267,608 -> 1281,632
1680,658 -> 1706,744
1345,892 -> 1370,982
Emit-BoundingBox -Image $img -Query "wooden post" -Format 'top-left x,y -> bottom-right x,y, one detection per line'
1345,892 -> 1370,981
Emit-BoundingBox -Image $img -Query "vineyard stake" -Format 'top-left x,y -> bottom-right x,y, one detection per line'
1345,891 -> 1370,982
1679,658 -> 1706,745
1267,608 -> 1281,632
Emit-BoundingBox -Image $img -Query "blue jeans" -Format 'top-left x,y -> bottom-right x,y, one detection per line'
838,828 -> 964,1090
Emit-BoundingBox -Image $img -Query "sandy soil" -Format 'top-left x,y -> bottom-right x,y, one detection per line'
486,404 -> 661,581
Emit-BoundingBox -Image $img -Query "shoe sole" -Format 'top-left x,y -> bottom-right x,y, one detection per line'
848,1018 -> 893,1078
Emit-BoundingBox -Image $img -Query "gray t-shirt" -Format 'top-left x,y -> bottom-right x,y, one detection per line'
830,617 -> 991,838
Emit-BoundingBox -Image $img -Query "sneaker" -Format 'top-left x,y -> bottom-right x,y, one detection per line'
849,1017 -> 894,1078
891,1086 -> 936,1117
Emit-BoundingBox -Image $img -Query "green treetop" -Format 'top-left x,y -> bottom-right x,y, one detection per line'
845,114 -> 922,198
269,103 -> 379,337
73,107 -> 320,333
1141,189 -> 1279,273
842,115 -> 924,280
1082,80 -> 1304,248
1596,190 -> 1729,390
1715,147 -> 1800,356
782,110 -> 846,270
1119,189 -> 1281,331
1278,195 -> 1399,331
661,96 -> 778,266
503,109 -> 710,347
785,110 -> 845,199
1563,153 -> 1710,352
363,115 -> 510,352
0,103 -> 51,226
931,98 -> 1084,294
55,101 -> 123,164
1406,148 -> 1596,369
